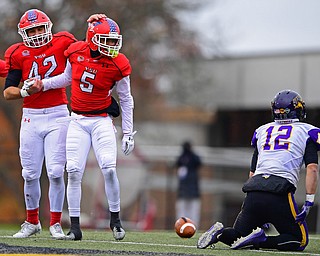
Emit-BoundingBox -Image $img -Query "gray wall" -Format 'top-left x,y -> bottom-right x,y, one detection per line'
163,51 -> 320,110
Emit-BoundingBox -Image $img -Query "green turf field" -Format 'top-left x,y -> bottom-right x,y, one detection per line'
0,226 -> 319,256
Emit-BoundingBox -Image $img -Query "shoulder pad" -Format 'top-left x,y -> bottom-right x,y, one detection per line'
5,43 -> 24,57
54,31 -> 77,41
112,53 -> 131,77
64,41 -> 88,57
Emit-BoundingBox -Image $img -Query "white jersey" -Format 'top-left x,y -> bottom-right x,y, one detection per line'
251,120 -> 320,187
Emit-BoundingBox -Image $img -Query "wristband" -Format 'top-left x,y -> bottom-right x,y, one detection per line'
306,194 -> 315,203
20,88 -> 30,98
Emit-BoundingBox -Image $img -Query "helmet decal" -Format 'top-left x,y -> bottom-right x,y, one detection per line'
27,10 -> 37,22
107,19 -> 118,33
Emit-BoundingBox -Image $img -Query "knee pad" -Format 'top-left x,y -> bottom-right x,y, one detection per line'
48,176 -> 64,186
47,164 -> 65,179
99,154 -> 116,170
25,178 -> 39,187
68,171 -> 83,183
22,169 -> 40,181
101,167 -> 116,179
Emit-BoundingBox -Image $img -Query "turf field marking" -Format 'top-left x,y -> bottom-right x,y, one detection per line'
1,235 -> 320,255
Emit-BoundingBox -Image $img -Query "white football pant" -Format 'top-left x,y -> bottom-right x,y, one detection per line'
66,115 -> 120,217
20,105 -> 69,212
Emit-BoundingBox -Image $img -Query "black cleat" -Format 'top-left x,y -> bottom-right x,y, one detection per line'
112,226 -> 125,240
64,228 -> 82,241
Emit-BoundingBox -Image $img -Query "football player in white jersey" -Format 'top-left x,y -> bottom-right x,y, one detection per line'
197,90 -> 320,251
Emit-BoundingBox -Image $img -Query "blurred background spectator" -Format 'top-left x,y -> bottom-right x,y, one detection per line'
176,141 -> 202,226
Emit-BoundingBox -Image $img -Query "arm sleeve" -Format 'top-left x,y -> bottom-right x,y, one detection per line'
250,147 -> 259,172
115,75 -> 134,134
4,69 -> 22,89
42,60 -> 72,91
304,139 -> 319,166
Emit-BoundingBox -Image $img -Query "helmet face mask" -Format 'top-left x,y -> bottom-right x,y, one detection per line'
87,18 -> 122,58
271,90 -> 306,122
18,9 -> 53,48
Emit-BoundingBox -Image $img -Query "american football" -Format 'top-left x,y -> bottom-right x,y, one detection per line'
174,217 -> 196,238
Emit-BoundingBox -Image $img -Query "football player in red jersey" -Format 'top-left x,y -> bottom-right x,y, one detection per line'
3,8 -> 106,239
32,17 -> 135,241
0,59 -> 7,77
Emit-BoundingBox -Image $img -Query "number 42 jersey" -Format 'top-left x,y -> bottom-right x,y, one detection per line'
5,31 -> 77,108
251,120 -> 320,187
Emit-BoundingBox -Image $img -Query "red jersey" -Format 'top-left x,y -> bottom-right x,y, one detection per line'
5,31 -> 77,108
0,59 -> 7,77
65,41 -> 131,113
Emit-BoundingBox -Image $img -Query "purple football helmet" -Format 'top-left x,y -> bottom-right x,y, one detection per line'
271,90 -> 306,121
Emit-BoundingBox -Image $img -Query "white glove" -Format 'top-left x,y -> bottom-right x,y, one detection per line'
22,78 -> 35,90
122,131 -> 137,155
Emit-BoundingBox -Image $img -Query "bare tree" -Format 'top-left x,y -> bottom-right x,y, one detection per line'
0,0 -> 223,118
0,0 -> 227,224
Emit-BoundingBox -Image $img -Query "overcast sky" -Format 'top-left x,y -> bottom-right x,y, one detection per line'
197,0 -> 320,55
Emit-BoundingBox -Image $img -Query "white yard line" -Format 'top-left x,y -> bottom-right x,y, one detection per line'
1,235 -> 320,255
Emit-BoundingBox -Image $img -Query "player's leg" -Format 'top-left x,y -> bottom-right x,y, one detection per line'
231,191 -> 306,250
14,112 -> 44,238
92,116 -> 125,240
64,119 -> 91,240
188,198 -> 201,227
175,199 -> 186,220
44,108 -> 69,238
259,192 -> 307,251
227,192 -> 269,249
198,192 -> 266,249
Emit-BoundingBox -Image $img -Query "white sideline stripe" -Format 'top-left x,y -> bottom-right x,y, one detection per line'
1,235 -> 320,255
0,235 -> 195,248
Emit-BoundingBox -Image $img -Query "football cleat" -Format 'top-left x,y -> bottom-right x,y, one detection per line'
112,226 -> 126,240
231,227 -> 267,250
110,215 -> 125,241
64,228 -> 82,241
197,222 -> 224,249
13,221 -> 42,238
49,223 -> 65,239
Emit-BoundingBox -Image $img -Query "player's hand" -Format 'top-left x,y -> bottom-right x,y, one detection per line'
21,78 -> 43,96
22,78 -> 35,90
295,201 -> 314,224
29,79 -> 43,95
87,13 -> 107,22
122,131 -> 137,155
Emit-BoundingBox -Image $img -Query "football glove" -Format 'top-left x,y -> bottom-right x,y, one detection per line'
22,78 -> 35,90
295,201 -> 314,224
122,131 -> 137,155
